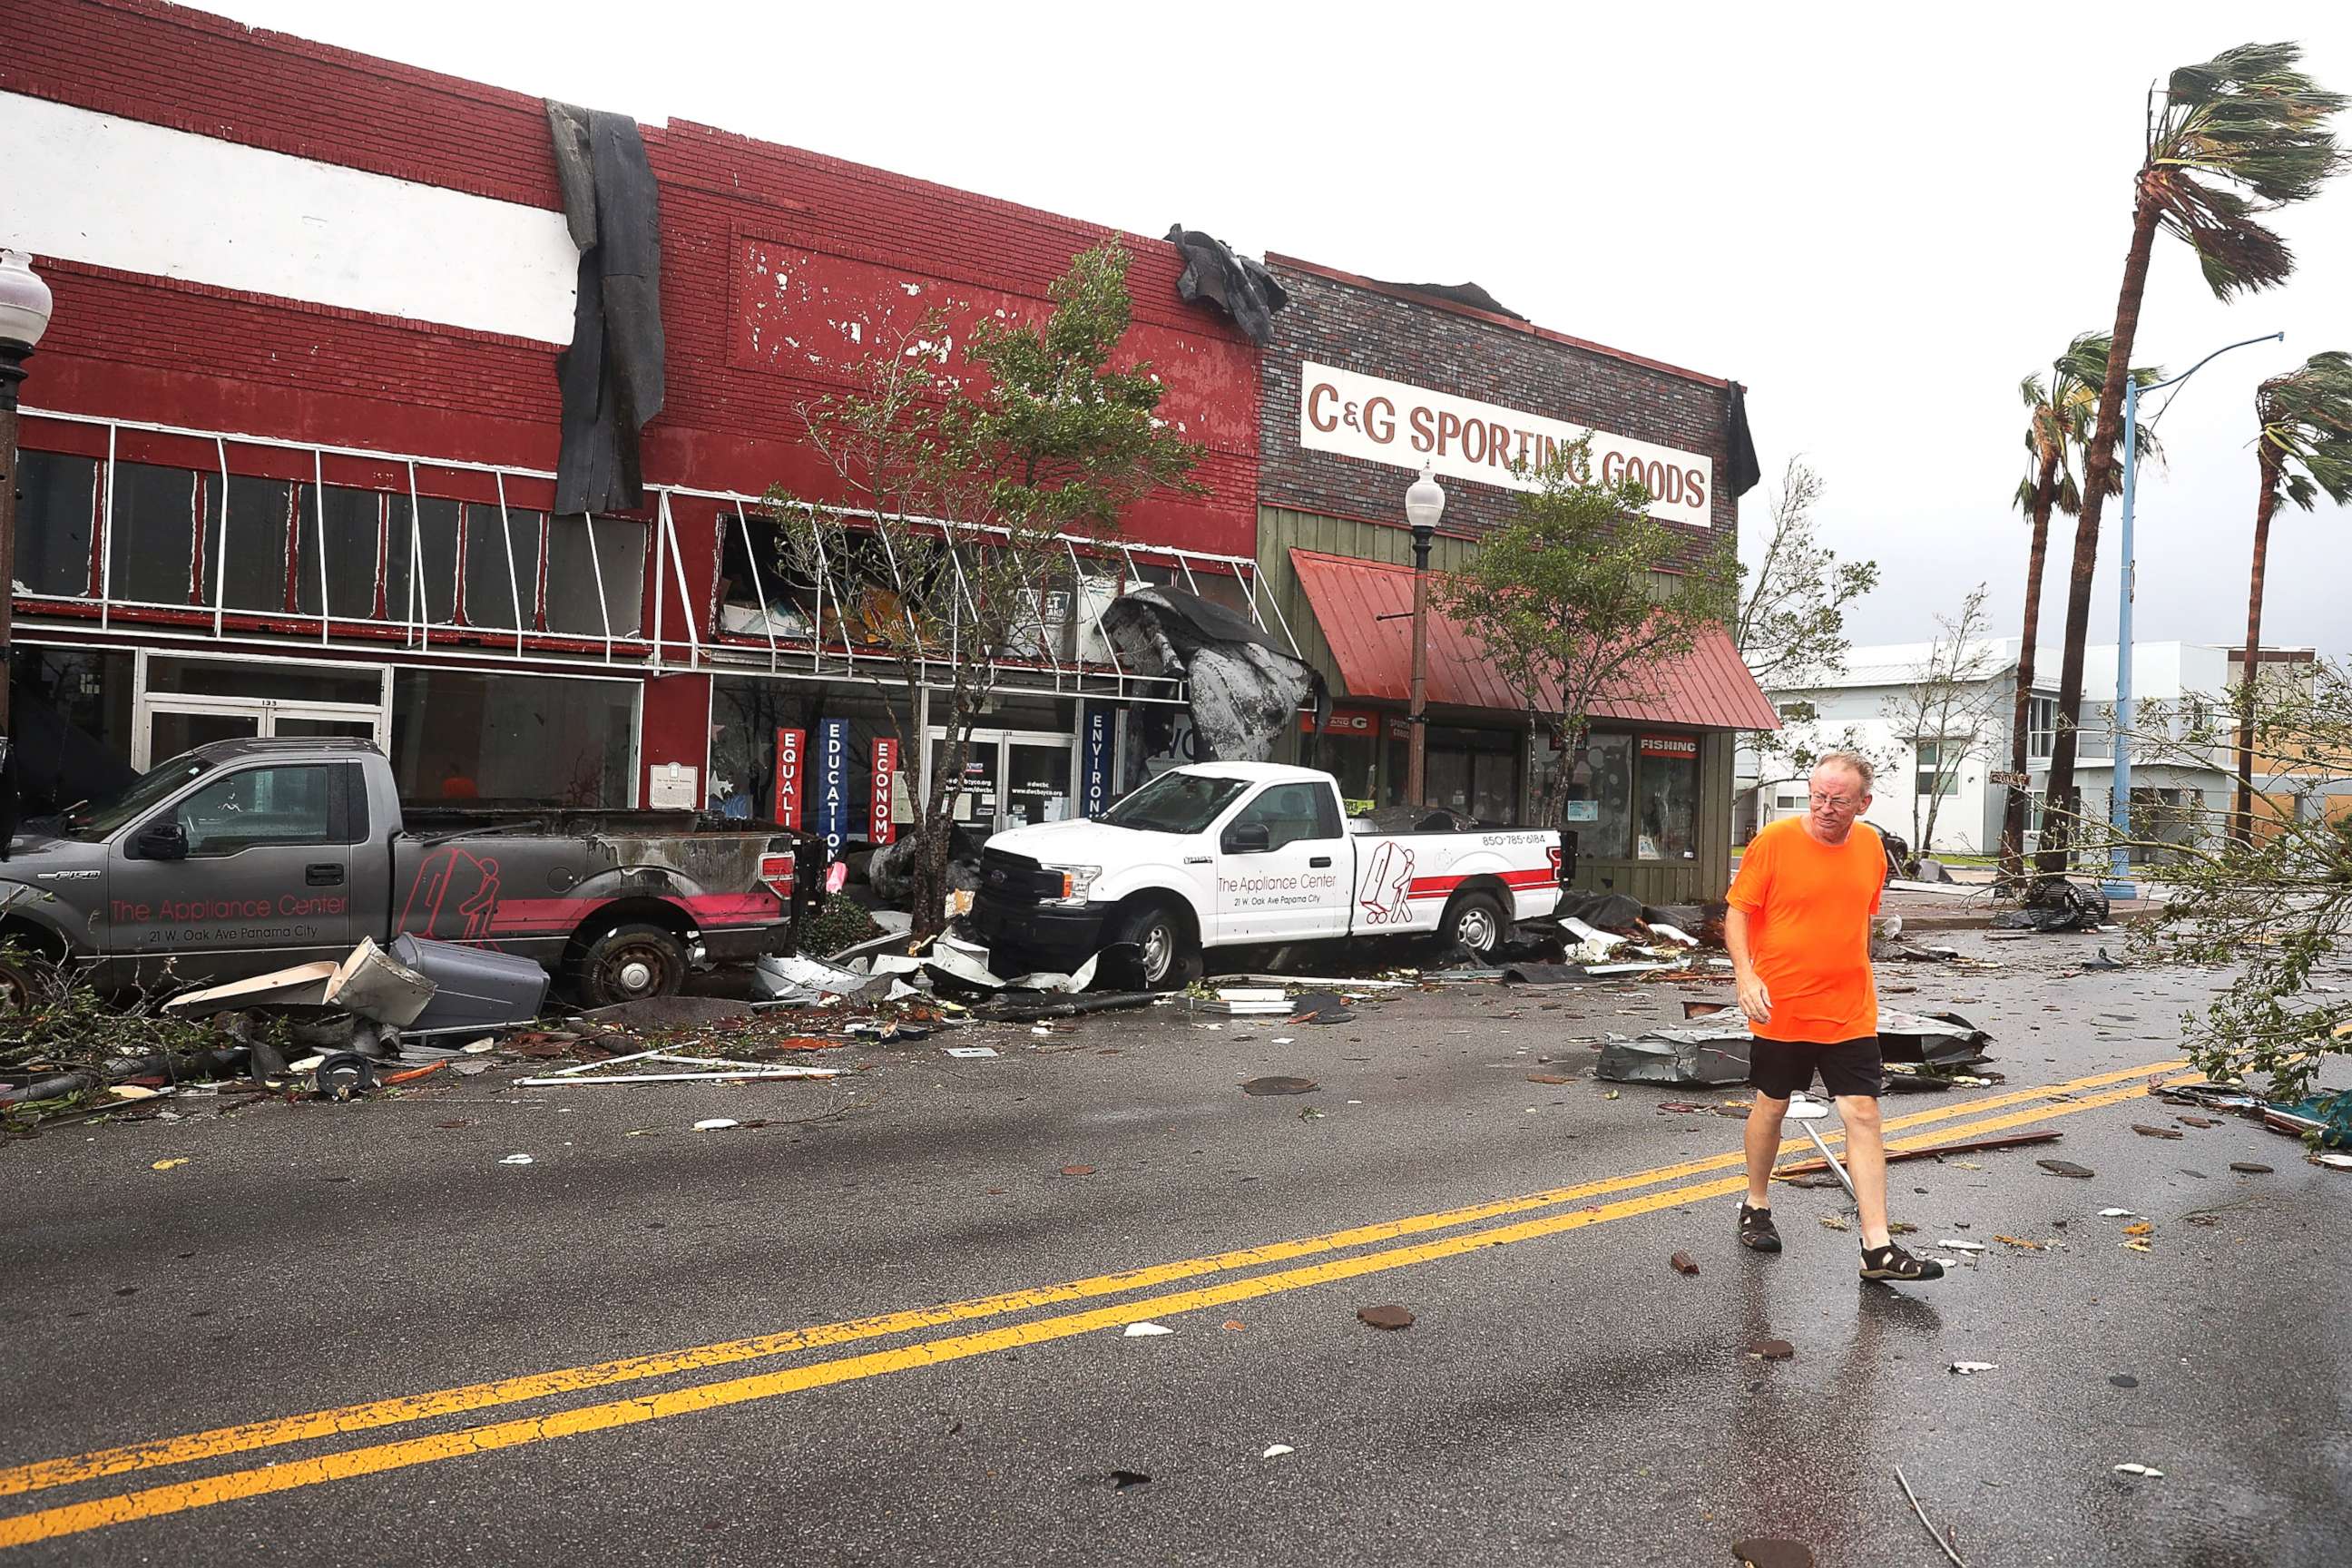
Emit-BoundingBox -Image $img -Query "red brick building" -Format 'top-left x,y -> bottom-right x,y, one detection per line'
3,0 -> 1264,838
4,1 -> 1771,897
1252,258 -> 1773,903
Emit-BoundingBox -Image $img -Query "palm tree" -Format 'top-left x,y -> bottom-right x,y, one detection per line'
2039,42 -> 2347,874
2233,350 -> 2352,841
1998,336 -> 2161,883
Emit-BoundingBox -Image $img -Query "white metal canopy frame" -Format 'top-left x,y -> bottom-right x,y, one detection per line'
17,408 -> 1296,705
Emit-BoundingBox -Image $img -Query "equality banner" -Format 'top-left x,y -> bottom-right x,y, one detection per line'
773,728 -> 806,828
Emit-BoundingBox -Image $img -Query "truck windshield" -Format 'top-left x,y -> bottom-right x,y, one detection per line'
1102,771 -> 1250,835
60,758 -> 214,841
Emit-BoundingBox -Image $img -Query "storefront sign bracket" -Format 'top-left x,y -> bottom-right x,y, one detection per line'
730,498 -> 777,674
495,469 -> 524,657
402,458 -> 429,652
657,491 -> 702,669
213,436 -> 230,640
315,447 -> 333,647
584,510 -> 615,666
98,422 -> 114,632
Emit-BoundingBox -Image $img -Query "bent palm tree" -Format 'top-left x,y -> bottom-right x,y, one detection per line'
2039,43 -> 2347,873
2233,350 -> 2352,841
1999,335 -> 2161,883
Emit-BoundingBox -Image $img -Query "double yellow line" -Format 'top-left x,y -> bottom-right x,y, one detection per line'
0,1059 -> 2181,1549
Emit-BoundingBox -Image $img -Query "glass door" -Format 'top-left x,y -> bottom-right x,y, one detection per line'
1002,738 -> 1076,828
146,703 -> 262,764
133,654 -> 391,769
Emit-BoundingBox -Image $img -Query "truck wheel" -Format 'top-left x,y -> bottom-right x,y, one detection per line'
1107,901 -> 1200,992
572,923 -> 690,1007
1440,889 -> 1509,960
0,952 -> 64,1014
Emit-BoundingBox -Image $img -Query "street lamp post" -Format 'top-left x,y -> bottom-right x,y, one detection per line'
2102,329 -> 2282,901
1403,465 -> 1446,806
0,250 -> 58,740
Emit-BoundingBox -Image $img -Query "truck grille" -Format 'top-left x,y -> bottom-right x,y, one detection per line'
978,847 -> 1063,902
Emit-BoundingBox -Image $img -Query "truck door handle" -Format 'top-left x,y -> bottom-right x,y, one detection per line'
1309,856 -> 1333,868
307,863 -> 345,887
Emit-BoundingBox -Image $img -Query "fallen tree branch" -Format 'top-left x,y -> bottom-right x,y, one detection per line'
1776,1129 -> 2059,1179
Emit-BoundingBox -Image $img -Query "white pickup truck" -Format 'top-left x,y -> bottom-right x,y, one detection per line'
968,761 -> 1564,987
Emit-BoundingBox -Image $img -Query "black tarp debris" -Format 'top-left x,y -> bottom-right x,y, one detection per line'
1164,225 -> 1289,346
545,101 -> 664,514
1556,891 -> 1649,935
1598,1007 -> 1995,1088
1726,381 -> 1763,498
1991,877 -> 2112,933
1100,587 -> 1328,761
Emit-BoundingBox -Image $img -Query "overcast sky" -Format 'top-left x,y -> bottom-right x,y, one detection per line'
208,1 -> 2352,665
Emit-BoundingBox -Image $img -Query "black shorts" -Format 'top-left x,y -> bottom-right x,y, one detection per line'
1749,1036 -> 1882,1100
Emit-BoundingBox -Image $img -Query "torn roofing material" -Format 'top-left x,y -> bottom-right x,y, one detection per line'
1101,586 -> 1328,761
1363,279 -> 1525,321
1165,225 -> 1289,346
546,101 -> 665,514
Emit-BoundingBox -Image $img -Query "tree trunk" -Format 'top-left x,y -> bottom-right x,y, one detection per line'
2234,459 -> 2280,845
2039,189 -> 2162,874
1999,454 -> 2061,884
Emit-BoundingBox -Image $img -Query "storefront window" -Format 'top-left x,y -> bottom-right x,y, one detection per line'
203,476 -> 297,612
389,669 -> 635,806
1563,731 -> 1633,855
296,485 -> 387,619
1300,710 -> 1379,814
1635,735 -> 1701,861
545,515 -> 647,638
17,452 -> 96,597
1425,725 -> 1520,825
387,496 -> 462,625
461,505 -> 544,630
106,462 -> 201,606
6,645 -> 137,813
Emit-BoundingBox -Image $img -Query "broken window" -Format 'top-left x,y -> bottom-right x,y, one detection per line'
16,451 -> 96,597
201,476 -> 297,612
544,514 -> 647,638
295,485 -> 386,619
717,510 -> 819,641
387,495 -> 461,625
462,505 -> 543,630
105,462 -> 201,606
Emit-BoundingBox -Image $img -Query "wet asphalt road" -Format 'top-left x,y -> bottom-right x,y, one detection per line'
4,930 -> 2348,1567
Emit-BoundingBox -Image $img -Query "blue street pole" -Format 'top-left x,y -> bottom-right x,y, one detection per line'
2102,330 -> 2283,900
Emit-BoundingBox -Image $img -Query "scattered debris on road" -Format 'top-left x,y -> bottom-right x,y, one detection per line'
1731,1537 -> 1816,1568
2036,1159 -> 2096,1179
1241,1076 -> 1318,1096
1122,1321 -> 1172,1338
1357,1304 -> 1415,1330
1671,1251 -> 1700,1276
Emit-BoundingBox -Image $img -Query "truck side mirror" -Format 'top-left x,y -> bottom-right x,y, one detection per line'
135,820 -> 189,860
1224,821 -> 1272,854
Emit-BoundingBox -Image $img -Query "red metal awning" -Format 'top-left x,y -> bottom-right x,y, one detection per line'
1289,549 -> 1779,730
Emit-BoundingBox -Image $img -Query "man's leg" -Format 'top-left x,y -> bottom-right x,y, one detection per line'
1835,1093 -> 1890,1248
1745,1092 -> 1791,1209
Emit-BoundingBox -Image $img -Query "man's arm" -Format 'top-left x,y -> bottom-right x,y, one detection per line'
1727,906 -> 1771,1026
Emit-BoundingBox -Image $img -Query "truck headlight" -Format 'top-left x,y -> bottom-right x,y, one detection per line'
1045,865 -> 1102,906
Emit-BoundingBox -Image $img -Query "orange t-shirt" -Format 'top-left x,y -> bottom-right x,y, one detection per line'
1725,816 -> 1882,1043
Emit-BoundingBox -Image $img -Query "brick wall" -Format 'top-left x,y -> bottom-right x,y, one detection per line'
5,0 -> 1259,557
1258,259 -> 1738,560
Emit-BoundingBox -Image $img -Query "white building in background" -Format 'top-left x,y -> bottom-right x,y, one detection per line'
1736,640 -> 2239,860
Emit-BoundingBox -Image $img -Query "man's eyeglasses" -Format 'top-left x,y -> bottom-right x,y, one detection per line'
1808,793 -> 1861,810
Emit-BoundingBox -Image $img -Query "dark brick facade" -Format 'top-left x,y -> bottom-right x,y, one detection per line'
1258,257 -> 1740,559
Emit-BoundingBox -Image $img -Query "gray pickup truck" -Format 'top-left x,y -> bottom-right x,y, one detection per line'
0,738 -> 799,1008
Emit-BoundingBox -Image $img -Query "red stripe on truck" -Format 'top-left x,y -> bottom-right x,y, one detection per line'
1403,867 -> 1560,901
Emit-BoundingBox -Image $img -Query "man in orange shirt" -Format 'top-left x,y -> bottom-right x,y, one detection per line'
1724,753 -> 1942,1283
